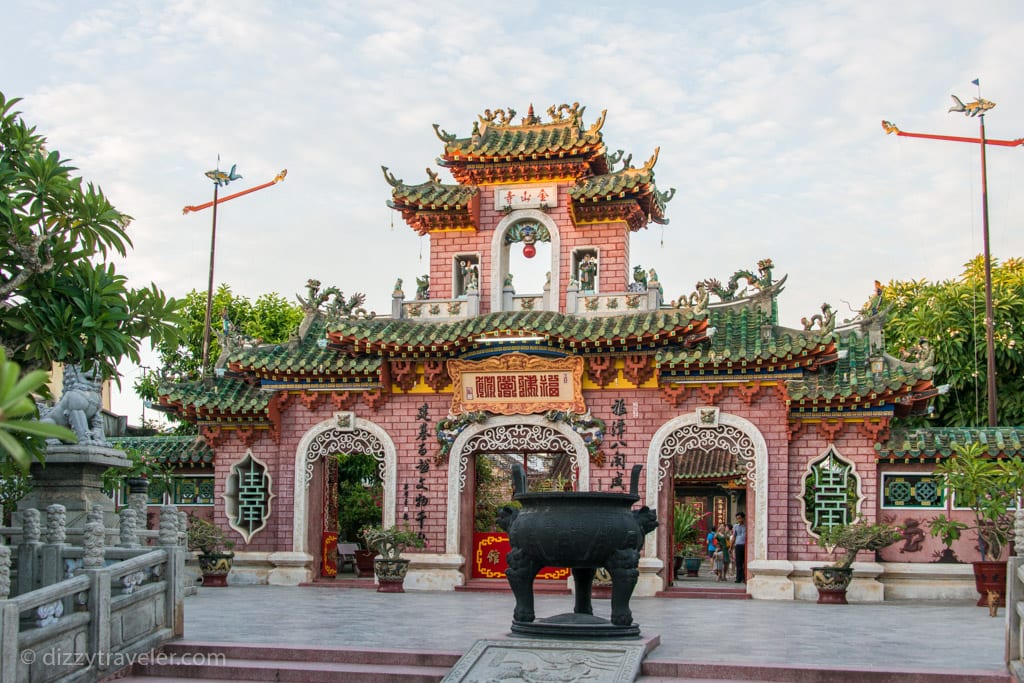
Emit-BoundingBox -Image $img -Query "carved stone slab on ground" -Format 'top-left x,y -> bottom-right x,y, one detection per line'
441,638 -> 655,683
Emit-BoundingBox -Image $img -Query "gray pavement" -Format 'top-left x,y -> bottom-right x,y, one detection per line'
183,585 -> 1008,675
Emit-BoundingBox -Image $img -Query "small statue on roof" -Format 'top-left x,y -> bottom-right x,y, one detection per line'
801,303 -> 836,333
460,260 -> 479,294
416,274 -> 430,300
628,266 -> 648,292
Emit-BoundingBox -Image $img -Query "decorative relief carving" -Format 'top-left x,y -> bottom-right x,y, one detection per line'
458,424 -> 576,492
657,423 -> 756,490
304,427 -> 386,486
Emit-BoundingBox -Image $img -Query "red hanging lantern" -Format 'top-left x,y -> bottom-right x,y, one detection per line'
523,243 -> 536,258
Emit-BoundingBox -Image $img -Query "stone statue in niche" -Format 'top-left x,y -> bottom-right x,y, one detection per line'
578,254 -> 597,292
459,260 -> 479,294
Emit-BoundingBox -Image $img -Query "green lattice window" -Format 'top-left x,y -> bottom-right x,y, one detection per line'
173,476 -> 215,506
881,473 -> 944,509
224,451 -> 275,543
802,447 -> 860,536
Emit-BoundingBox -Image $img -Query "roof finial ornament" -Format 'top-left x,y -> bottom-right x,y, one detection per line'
606,149 -> 624,166
425,167 -> 440,183
588,109 -> 608,134
642,147 -> 661,171
432,123 -> 456,142
381,166 -> 403,188
546,102 -> 583,122
521,104 -> 540,125
659,187 -> 676,204
480,108 -> 517,125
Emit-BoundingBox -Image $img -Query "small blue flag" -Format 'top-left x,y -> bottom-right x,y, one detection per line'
971,78 -> 980,86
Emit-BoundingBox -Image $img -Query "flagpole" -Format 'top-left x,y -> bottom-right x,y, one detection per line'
977,87 -> 997,426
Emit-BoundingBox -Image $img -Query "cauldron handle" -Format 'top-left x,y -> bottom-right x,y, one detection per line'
629,464 -> 643,496
511,462 -> 528,496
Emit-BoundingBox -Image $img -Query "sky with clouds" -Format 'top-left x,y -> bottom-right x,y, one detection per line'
4,0 -> 1024,424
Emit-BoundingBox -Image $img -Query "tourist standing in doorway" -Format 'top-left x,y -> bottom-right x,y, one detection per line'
733,512 -> 747,583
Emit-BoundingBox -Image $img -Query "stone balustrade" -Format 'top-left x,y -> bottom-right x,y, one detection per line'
0,504 -> 185,683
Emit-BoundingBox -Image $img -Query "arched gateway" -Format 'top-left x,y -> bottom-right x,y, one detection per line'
645,411 -> 767,574
291,416 -> 397,558
156,102 -> 945,600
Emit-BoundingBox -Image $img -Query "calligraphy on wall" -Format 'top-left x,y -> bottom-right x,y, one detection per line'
448,353 -> 584,416
493,185 -> 558,210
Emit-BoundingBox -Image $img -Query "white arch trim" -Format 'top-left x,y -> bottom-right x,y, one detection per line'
291,416 -> 397,554
644,411 -> 768,562
490,209 -> 561,312
444,414 -> 590,554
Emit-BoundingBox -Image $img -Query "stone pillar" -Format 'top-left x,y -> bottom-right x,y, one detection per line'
82,512 -> 106,570
392,288 -> 405,319
119,508 -> 139,548
502,284 -> 515,312
19,444 -> 129,536
647,276 -> 662,310
17,509 -> 41,595
466,289 -> 480,317
566,282 -> 579,315
0,544 -> 10,600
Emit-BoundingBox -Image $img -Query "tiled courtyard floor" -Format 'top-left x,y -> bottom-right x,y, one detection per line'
183,585 -> 1007,675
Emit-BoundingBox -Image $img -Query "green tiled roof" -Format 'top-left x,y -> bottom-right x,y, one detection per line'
785,328 -> 933,406
328,309 -> 707,355
656,306 -> 833,371
570,161 -> 671,225
674,449 -> 746,481
109,436 -> 214,466
877,428 -> 1024,461
157,377 -> 271,420
388,180 -> 478,210
228,317 -> 382,378
443,118 -> 605,161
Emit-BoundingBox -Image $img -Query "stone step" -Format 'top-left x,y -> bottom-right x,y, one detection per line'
638,660 -> 1011,682
120,642 -> 460,683
455,578 -> 571,594
657,585 -> 752,600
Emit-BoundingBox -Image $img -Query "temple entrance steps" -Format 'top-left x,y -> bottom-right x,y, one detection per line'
656,583 -> 751,600
114,642 -> 459,683
456,577 -> 571,593
636,662 -> 1010,682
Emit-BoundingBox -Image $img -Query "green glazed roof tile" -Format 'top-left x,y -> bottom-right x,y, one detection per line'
876,428 -> 1024,461
109,435 -> 214,466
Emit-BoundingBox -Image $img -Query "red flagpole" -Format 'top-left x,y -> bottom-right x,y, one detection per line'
183,169 -> 287,214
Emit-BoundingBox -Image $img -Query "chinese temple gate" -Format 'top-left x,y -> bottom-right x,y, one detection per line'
154,103 -> 1016,600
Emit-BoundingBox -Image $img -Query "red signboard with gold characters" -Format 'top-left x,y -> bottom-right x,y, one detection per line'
448,353 -> 584,416
472,532 -> 571,580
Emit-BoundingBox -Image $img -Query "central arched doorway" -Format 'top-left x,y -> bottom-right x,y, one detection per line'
444,415 -> 591,583
645,410 -> 767,593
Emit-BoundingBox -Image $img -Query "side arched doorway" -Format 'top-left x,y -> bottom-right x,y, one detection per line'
291,416 -> 397,581
645,410 -> 767,593
444,415 -> 591,583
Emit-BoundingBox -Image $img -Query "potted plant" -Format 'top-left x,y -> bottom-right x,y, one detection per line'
812,517 -> 902,604
672,502 -> 703,579
927,442 -> 1024,607
187,516 -> 235,587
103,448 -> 176,505
360,524 -> 425,592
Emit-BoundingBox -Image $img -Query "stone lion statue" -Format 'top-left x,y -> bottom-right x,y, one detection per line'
39,364 -> 105,445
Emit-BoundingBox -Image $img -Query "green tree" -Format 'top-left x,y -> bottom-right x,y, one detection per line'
0,92 -> 182,380
882,256 -> 1024,426
136,284 -> 302,391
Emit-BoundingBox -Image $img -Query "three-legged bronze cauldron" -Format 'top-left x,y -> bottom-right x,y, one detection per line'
497,463 -> 657,638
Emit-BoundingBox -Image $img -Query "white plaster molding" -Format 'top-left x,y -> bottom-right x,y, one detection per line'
402,552 -> 466,591
644,411 -> 768,562
291,417 -> 397,555
747,559 -> 794,600
490,210 -> 561,312
444,414 -> 590,555
223,449 -> 275,543
795,445 -> 865,539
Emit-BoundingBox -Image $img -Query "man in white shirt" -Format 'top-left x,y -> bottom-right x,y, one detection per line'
733,512 -> 747,583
